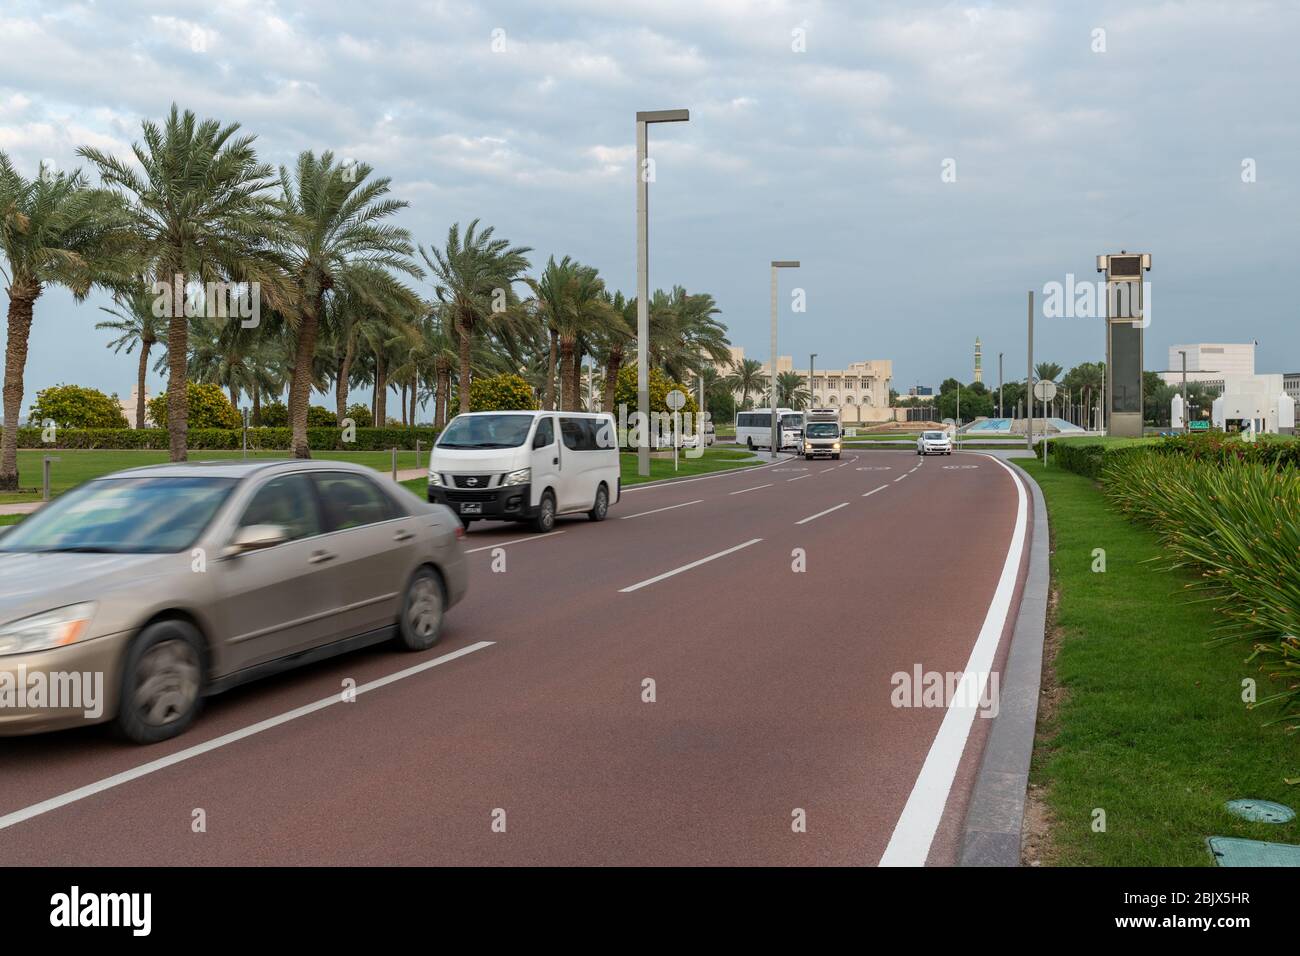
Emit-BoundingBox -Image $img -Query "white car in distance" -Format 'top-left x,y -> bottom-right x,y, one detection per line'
916,430 -> 953,456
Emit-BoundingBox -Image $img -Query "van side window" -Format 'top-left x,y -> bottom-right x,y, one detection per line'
561,417 -> 601,451
592,417 -> 615,448
533,417 -> 554,449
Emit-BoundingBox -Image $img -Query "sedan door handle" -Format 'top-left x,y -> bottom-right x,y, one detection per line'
308,550 -> 336,565
393,530 -> 414,542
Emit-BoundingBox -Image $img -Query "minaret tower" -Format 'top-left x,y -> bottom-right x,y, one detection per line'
974,337 -> 983,384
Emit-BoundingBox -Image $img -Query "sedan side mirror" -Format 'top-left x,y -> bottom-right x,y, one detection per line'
225,523 -> 288,557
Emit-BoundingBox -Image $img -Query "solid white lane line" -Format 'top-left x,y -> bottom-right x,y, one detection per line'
893,474 -> 908,482
729,483 -> 773,495
862,485 -> 889,498
878,454 -> 1029,867
621,455 -> 786,492
795,502 -> 849,525
464,531 -> 565,554
618,538 -> 763,593
0,641 -> 496,833
620,499 -> 704,520
786,474 -> 811,482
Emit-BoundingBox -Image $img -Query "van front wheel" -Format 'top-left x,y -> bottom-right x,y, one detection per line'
588,484 -> 609,521
532,490 -> 556,533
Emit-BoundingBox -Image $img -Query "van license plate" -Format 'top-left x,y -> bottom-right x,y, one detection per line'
460,502 -> 482,514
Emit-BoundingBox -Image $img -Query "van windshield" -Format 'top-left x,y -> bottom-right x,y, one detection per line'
806,422 -> 839,438
437,414 -> 535,449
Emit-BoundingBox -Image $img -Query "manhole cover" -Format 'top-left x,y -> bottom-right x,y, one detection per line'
1207,836 -> 1300,867
1225,798 -> 1295,824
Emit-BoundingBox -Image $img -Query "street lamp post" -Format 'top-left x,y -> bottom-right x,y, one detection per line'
1027,291 -> 1035,452
635,108 -> 689,477
769,260 -> 799,455
810,353 -> 817,407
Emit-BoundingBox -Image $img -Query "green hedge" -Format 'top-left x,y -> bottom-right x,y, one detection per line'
1051,437 -> 1156,480
16,426 -> 439,451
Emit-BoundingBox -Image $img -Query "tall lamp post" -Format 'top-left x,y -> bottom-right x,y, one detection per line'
769,260 -> 800,455
636,108 -> 690,477
809,353 -> 817,407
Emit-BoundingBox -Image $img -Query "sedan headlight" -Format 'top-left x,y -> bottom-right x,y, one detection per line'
0,602 -> 97,656
502,467 -> 531,486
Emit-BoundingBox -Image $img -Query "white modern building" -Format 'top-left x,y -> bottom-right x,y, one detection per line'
723,347 -> 893,424
1160,343 -> 1255,389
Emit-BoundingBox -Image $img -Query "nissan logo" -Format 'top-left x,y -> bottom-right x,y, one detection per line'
465,477 -> 479,486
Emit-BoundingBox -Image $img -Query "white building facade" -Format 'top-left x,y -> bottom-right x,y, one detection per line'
724,347 -> 893,424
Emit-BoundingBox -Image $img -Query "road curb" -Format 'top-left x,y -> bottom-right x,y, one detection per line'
958,460 -> 1049,866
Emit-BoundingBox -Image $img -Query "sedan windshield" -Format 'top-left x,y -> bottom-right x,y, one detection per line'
806,423 -> 839,438
923,431 -> 947,440
437,414 -> 535,449
0,476 -> 237,554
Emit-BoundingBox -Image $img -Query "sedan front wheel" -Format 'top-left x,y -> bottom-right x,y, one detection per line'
116,620 -> 205,744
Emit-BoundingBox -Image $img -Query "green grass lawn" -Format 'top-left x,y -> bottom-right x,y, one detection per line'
0,448 -> 429,505
1016,459 -> 1299,866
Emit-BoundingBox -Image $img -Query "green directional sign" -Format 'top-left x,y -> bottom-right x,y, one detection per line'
1190,420 -> 1209,431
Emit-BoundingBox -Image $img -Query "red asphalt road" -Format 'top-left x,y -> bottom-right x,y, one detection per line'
0,450 -> 1028,866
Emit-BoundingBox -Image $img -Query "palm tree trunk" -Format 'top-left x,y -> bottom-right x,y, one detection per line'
335,333 -> 355,425
0,285 -> 39,491
166,306 -> 188,462
602,345 -> 623,413
434,358 -> 450,427
399,383 -> 408,426
545,327 -> 558,410
288,298 -> 322,459
558,336 -> 576,411
135,340 -> 151,429
375,356 -> 387,425
457,312 -> 473,413
409,382 -> 417,426
252,385 -> 261,427
229,385 -> 238,408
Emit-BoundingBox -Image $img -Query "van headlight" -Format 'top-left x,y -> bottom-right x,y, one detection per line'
833,441 -> 841,450
428,472 -> 444,487
502,467 -> 531,486
0,602 -> 97,656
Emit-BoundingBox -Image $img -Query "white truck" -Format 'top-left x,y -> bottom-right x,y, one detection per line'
802,408 -> 842,459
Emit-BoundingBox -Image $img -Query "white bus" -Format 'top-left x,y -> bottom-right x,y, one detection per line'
735,408 -> 803,451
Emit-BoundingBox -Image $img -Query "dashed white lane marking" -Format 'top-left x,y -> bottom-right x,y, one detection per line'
619,499 -> 704,520
0,641 -> 497,833
795,502 -> 850,525
730,483 -> 773,495
619,538 -> 764,593
786,474 -> 811,482
464,531 -> 566,554
820,467 -> 837,473
878,454 -> 1029,867
893,474 -> 908,482
862,485 -> 889,498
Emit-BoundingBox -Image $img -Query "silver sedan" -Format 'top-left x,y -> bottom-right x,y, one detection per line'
0,459 -> 468,743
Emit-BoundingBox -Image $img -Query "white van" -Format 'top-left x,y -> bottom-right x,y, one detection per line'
428,410 -> 621,532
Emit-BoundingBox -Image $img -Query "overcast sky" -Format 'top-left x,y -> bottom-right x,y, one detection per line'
2,0 -> 1297,413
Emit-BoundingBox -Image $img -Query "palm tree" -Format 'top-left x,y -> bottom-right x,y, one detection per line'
420,220 -> 532,414
1,155 -> 132,489
275,151 -> 423,457
725,357 -> 766,410
591,290 -> 636,413
650,286 -> 730,382
776,370 -> 809,409
95,280 -> 165,429
80,105 -> 280,461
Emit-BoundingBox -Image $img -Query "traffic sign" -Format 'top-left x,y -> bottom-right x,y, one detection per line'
1033,380 -> 1058,402
666,389 -> 686,411
1189,420 -> 1209,431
